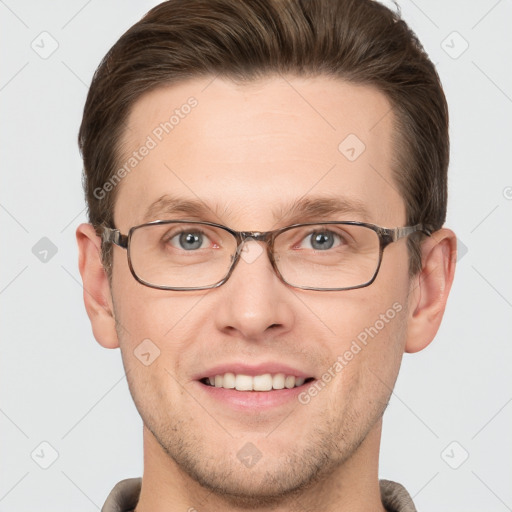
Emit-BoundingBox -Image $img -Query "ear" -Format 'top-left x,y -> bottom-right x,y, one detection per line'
405,228 -> 457,353
76,223 -> 119,349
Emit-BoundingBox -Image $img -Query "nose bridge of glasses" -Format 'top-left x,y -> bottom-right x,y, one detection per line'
232,231 -> 275,267
239,231 -> 268,242
235,231 -> 272,250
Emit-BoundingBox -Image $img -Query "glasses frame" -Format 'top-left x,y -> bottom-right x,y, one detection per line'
101,220 -> 432,292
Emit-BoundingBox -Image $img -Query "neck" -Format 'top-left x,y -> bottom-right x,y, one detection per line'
134,421 -> 386,512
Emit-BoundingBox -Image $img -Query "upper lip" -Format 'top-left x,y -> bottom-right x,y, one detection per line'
193,362 -> 315,380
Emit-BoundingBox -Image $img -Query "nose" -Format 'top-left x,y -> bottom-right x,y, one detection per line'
213,239 -> 294,341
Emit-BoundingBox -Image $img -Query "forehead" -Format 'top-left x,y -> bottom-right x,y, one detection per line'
114,75 -> 405,229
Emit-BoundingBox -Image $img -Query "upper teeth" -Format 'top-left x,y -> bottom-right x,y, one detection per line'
206,373 -> 306,391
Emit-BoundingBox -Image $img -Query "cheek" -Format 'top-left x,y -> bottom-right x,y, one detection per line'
111,250 -> 191,344
121,351 -> 176,433
317,300 -> 407,432
312,281 -> 408,355
113,290 -> 203,355
110,260 -> 211,393
306,268 -> 409,404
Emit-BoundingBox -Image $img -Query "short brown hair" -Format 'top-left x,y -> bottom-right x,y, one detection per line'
78,0 -> 449,278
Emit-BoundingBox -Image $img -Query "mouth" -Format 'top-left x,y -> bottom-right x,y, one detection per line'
193,363 -> 318,411
199,373 -> 316,391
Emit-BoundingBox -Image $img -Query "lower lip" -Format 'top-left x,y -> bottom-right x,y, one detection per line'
195,380 -> 315,411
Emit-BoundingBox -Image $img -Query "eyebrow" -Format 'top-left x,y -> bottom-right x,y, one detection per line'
142,195 -> 225,223
142,194 -> 370,225
273,195 -> 370,224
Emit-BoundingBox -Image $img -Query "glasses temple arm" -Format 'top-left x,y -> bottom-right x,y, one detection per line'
393,224 -> 434,241
101,227 -> 129,248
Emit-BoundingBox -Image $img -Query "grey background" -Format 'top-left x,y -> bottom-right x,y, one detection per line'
1,0 -> 511,510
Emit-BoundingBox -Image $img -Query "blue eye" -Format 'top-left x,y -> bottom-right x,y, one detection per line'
300,230 -> 343,251
311,232 -> 335,250
167,230 -> 209,250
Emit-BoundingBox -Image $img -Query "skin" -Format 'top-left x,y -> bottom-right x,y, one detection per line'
77,75 -> 456,512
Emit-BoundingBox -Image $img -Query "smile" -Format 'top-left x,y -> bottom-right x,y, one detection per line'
200,373 -> 315,391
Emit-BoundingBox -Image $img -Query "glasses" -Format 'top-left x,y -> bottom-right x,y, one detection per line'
101,220 -> 432,291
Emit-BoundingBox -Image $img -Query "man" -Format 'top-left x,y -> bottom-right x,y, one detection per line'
76,0 -> 456,510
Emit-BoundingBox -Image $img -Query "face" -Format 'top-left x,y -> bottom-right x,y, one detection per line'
111,76 -> 412,501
